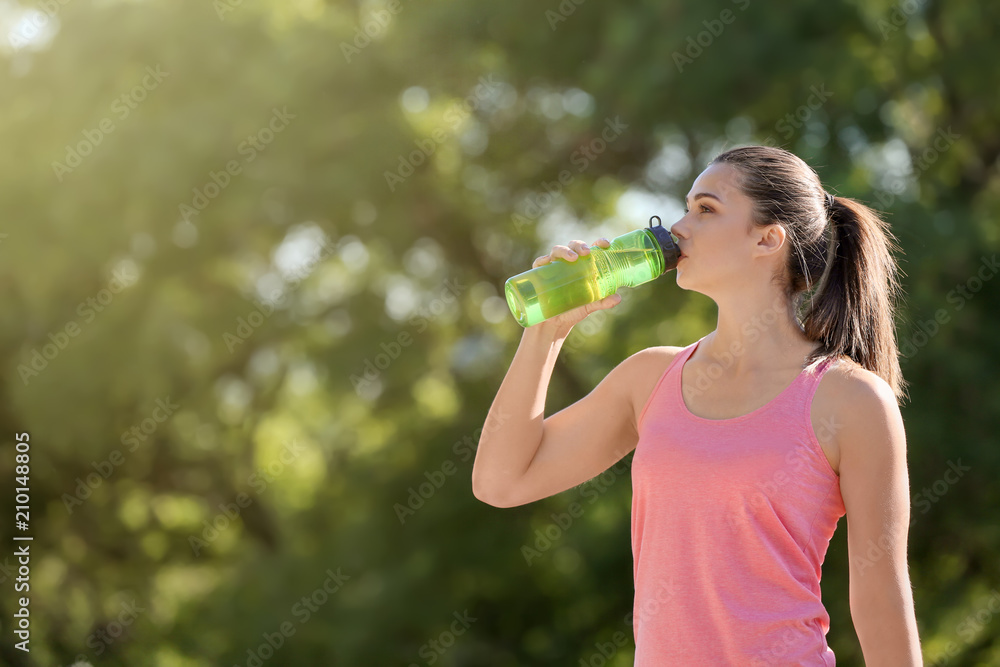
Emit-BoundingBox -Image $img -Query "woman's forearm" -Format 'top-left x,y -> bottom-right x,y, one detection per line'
471,323 -> 568,505
852,581 -> 923,665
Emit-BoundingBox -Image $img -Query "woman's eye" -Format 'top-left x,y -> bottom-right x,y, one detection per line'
685,205 -> 712,213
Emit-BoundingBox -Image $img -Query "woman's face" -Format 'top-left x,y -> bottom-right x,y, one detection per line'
669,162 -> 781,294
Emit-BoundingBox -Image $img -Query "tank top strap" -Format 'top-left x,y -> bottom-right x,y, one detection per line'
677,336 -> 702,366
791,354 -> 839,413
666,336 -> 704,384
657,336 -> 702,385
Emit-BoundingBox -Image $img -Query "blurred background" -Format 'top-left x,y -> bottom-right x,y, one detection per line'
0,0 -> 997,664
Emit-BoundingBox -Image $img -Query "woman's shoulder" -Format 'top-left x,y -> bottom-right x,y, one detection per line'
813,355 -> 904,475
822,354 -> 893,398
621,344 -> 687,376
814,355 -> 901,435
629,344 -> 688,360
620,345 -> 687,424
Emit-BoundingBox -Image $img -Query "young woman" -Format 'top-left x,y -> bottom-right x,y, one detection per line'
472,145 -> 922,665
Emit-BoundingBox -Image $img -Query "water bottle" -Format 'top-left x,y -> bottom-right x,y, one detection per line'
505,216 -> 681,327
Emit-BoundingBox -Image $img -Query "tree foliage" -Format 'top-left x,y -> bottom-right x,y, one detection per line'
0,0 -> 998,664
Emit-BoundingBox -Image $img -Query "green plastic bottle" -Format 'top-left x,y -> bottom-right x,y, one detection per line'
505,216 -> 681,327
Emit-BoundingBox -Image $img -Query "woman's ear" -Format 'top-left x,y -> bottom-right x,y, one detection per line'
754,223 -> 787,258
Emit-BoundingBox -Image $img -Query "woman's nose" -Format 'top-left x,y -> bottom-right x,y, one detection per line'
669,218 -> 687,239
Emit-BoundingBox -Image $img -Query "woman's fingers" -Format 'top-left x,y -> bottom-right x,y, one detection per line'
531,238 -> 610,269
531,245 -> 571,268
554,244 -> 578,260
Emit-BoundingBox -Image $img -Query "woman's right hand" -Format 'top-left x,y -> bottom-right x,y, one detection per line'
528,237 -> 622,336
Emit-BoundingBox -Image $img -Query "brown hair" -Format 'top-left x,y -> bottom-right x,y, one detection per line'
711,145 -> 909,404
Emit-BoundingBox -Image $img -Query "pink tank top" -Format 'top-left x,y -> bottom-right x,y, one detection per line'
631,335 -> 845,666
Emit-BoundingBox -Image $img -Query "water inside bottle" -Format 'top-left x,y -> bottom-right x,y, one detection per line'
505,247 -> 663,327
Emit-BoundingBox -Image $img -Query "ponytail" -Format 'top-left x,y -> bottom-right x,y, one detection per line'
800,196 -> 909,403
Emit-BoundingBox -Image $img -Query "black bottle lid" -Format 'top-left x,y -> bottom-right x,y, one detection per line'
646,216 -> 681,274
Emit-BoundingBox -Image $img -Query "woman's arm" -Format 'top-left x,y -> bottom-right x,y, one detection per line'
472,238 -> 630,508
471,322 -> 647,508
471,323 -> 567,505
836,370 -> 923,665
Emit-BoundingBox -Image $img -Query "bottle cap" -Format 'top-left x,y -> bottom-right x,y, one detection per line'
646,216 -> 681,274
